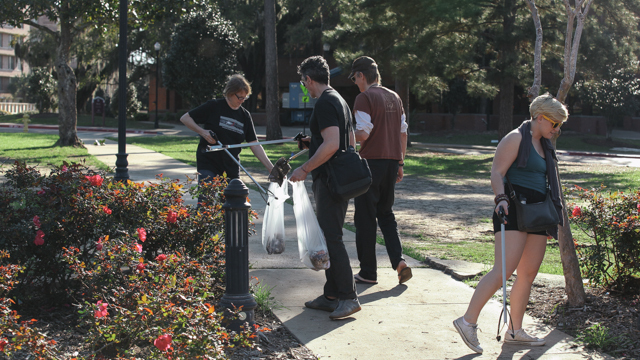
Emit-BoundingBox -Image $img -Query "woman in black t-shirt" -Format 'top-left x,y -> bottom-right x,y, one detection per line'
180,74 -> 274,186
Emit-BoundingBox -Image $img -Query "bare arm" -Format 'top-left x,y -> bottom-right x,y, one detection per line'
355,129 -> 369,142
289,126 -> 340,182
180,113 -> 216,144
490,130 -> 522,215
397,132 -> 408,183
249,141 -> 275,172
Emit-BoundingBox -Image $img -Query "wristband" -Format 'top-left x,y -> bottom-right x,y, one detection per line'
399,163 -> 404,167
301,165 -> 309,173
494,193 -> 510,206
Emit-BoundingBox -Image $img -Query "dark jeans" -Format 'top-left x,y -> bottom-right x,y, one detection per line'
354,159 -> 404,281
312,177 -> 357,300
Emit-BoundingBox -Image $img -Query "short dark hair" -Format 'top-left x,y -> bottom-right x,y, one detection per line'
297,56 -> 330,85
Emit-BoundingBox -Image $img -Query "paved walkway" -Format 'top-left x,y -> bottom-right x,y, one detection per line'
1,122 -> 617,359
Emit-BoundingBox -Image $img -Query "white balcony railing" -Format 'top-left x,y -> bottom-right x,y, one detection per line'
0,102 -> 36,114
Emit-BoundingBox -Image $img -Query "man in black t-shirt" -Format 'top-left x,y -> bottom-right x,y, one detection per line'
289,56 -> 361,320
180,75 -> 273,188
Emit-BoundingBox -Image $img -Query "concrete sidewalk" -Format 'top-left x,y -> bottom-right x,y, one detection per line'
72,131 -> 610,360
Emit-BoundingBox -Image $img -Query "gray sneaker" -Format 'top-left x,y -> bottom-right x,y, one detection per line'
305,295 -> 338,312
504,329 -> 546,346
329,299 -> 361,320
453,316 -> 483,354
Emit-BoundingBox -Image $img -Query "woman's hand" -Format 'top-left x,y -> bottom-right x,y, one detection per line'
495,200 -> 509,224
200,130 -> 217,145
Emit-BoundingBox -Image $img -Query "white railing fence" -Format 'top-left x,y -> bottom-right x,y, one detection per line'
0,102 -> 37,114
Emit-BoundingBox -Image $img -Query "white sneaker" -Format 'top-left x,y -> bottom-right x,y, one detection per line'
504,328 -> 546,346
453,316 -> 483,354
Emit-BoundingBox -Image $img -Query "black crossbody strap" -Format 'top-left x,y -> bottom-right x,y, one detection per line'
505,175 -> 517,202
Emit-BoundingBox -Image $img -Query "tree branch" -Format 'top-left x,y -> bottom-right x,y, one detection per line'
23,19 -> 58,37
525,0 -> 543,100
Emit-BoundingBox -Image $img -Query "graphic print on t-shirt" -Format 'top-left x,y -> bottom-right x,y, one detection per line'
384,93 -> 396,113
219,116 -> 245,135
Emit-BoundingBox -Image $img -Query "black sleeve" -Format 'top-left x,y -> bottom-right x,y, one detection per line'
188,101 -> 215,125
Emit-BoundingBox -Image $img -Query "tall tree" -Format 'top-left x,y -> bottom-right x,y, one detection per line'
1,0 -> 207,146
525,0 -> 596,307
264,0 -> 282,140
161,9 -> 240,107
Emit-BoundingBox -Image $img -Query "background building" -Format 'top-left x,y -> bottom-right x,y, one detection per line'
0,23 -> 30,101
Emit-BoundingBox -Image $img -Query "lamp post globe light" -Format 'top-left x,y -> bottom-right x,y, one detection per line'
154,42 -> 161,129
323,43 -> 330,57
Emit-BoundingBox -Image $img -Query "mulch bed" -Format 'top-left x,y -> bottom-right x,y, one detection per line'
527,284 -> 640,359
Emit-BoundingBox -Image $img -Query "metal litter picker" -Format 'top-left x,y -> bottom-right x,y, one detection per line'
496,206 -> 513,341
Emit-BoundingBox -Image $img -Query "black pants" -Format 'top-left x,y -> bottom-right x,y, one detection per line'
354,159 -> 404,281
313,177 -> 357,300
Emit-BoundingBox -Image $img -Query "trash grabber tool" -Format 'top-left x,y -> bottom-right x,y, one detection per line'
205,132 -> 307,152
496,206 -> 511,341
207,131 -> 270,197
268,148 -> 309,186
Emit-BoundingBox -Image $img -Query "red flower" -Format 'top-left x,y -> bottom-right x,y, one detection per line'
137,228 -> 147,242
0,339 -> 7,351
156,254 -> 167,262
96,241 -> 103,251
637,203 -> 640,212
154,334 -> 172,351
85,174 -> 104,187
136,263 -> 146,272
37,189 -> 46,195
33,215 -> 41,229
166,211 -> 178,224
572,206 -> 582,217
135,243 -> 143,253
94,300 -> 108,318
34,230 -> 45,246
62,165 -> 68,172
103,206 -> 112,215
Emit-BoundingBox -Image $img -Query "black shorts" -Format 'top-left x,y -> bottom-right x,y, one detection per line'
493,184 -> 548,236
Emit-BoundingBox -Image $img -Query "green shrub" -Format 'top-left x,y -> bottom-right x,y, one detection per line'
0,251 -> 57,358
0,161 -> 227,302
134,112 -> 149,122
568,185 -> 640,291
64,232 -> 260,359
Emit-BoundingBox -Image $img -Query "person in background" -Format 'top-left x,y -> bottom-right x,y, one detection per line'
180,74 -> 273,200
349,56 -> 412,285
453,94 -> 566,354
289,56 -> 361,320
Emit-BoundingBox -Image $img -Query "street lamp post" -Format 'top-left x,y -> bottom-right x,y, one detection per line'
323,43 -> 330,58
114,0 -> 129,182
154,42 -> 161,129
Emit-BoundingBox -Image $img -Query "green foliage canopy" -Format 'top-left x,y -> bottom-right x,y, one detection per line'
162,9 -> 240,107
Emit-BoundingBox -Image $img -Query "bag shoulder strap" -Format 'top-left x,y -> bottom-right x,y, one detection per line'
505,175 -> 517,202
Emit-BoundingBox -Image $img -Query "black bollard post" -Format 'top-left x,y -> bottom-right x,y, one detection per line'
219,179 -> 257,334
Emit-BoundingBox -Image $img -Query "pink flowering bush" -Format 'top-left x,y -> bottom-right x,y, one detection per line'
0,161 -> 227,303
64,233 -> 257,359
0,251 -> 58,358
567,185 -> 640,291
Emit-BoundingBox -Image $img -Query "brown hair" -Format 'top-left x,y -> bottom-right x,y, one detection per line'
223,74 -> 252,97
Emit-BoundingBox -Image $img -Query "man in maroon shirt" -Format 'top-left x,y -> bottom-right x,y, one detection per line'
350,56 -> 412,285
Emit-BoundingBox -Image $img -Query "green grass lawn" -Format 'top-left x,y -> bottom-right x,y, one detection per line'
119,135 -> 639,276
410,132 -> 640,153
0,114 -> 171,130
0,133 -> 110,171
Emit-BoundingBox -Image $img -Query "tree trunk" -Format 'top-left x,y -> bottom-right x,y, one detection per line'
55,21 -> 83,147
395,79 -> 411,147
264,0 -> 282,141
498,77 -> 514,139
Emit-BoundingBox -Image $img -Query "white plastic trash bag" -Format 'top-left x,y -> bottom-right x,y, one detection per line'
262,180 -> 289,254
290,181 -> 330,271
